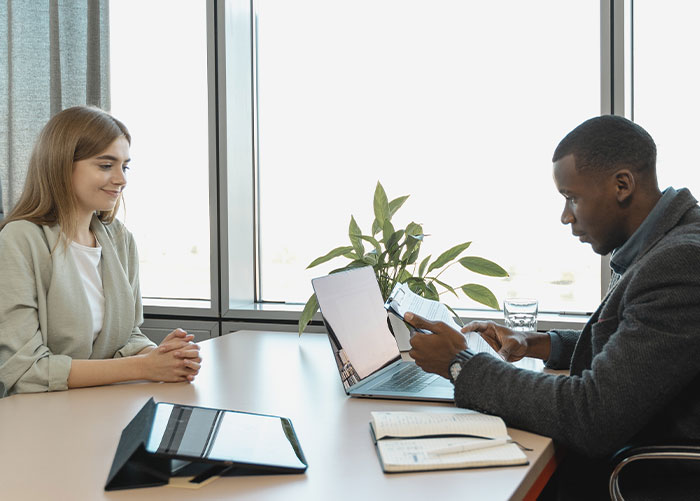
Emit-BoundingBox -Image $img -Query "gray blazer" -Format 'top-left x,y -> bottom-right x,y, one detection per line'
453,188 -> 700,458
0,216 -> 155,397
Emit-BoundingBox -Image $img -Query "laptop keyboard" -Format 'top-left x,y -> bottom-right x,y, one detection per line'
373,364 -> 437,392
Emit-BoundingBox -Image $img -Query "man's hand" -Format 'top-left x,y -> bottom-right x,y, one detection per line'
406,312 -> 467,379
462,321 -> 551,362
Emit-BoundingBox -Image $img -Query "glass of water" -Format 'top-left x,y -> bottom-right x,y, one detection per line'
504,298 -> 538,332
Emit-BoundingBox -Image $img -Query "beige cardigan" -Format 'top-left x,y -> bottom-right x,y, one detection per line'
0,216 -> 155,397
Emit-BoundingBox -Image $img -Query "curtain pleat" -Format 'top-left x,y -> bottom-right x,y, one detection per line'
0,0 -> 110,217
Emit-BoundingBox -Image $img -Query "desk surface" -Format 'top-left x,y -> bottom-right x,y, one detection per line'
0,330 -> 556,501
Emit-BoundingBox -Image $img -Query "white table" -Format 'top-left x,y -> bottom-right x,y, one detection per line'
0,330 -> 558,500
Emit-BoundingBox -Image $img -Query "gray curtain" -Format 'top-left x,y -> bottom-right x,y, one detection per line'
0,0 -> 110,217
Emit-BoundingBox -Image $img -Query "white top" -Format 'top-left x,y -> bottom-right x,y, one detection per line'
69,238 -> 105,339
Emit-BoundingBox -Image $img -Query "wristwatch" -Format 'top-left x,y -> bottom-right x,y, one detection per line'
448,349 -> 476,384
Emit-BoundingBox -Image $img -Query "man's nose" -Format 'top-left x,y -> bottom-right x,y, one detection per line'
561,206 -> 574,225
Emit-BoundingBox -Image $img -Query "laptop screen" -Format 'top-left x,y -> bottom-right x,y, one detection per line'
312,267 -> 401,390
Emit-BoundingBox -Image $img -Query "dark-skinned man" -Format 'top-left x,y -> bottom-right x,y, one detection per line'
407,115 -> 700,499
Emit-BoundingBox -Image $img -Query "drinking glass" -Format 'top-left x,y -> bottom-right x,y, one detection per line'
504,298 -> 538,332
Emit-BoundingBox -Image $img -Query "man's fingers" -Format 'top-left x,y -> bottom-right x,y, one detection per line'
462,321 -> 490,333
404,312 -> 435,330
408,331 -> 429,349
498,347 -> 511,361
405,313 -> 454,336
479,330 -> 502,353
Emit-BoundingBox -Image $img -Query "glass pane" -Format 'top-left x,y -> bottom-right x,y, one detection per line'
110,0 -> 211,301
256,0 -> 601,313
633,1 -> 700,195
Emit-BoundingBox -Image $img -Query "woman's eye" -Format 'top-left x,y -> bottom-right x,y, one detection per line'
99,164 -> 112,170
122,165 -> 130,172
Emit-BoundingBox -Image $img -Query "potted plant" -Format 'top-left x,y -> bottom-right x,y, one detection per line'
298,182 -> 508,337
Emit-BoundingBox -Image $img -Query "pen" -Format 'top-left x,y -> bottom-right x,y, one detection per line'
428,438 -> 510,456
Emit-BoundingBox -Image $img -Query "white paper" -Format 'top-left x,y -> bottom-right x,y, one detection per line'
385,282 -> 498,356
376,437 -> 526,471
370,410 -> 509,440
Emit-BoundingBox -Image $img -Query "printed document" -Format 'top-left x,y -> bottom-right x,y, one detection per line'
384,282 -> 498,356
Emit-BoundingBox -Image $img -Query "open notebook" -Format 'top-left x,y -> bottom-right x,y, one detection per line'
369,410 -> 528,473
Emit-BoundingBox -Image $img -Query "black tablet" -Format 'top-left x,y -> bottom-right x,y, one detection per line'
143,402 -> 307,473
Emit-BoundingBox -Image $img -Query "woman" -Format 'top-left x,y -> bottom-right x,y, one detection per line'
0,106 -> 201,397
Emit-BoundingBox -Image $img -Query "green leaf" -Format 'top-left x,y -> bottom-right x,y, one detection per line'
461,284 -> 499,309
427,242 -> 472,273
382,220 -> 395,245
373,181 -> 390,228
329,259 -> 366,274
406,277 -> 427,296
404,223 -> 424,252
386,230 -> 404,252
418,255 -> 431,278
444,303 -> 464,327
425,282 -> 439,301
459,256 -> 509,277
307,246 -> 354,269
405,222 -> 423,237
298,293 -> 319,335
349,216 -> 364,257
389,246 -> 404,267
362,253 -> 379,266
397,268 -> 412,283
388,195 -> 409,218
371,219 -> 381,236
406,247 -> 421,265
429,277 -> 459,298
360,235 -> 382,255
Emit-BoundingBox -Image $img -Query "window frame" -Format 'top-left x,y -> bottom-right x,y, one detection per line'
141,0 -> 221,319
147,0 -> 637,332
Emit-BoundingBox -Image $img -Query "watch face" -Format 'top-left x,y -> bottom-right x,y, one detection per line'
449,361 -> 462,382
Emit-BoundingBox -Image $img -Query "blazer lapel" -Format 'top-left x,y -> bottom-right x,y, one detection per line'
90,217 -> 133,357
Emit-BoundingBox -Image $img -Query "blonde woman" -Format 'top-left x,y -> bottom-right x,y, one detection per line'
0,106 -> 201,397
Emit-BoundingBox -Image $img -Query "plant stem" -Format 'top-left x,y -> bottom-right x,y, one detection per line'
432,260 -> 458,282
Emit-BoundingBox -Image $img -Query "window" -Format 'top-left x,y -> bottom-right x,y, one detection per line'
105,1 -> 664,324
253,0 -> 601,314
110,0 -> 213,307
632,0 -> 700,195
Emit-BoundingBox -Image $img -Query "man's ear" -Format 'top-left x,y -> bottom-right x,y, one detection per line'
613,169 -> 635,204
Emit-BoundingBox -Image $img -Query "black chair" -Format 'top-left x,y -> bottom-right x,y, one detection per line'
609,442 -> 700,500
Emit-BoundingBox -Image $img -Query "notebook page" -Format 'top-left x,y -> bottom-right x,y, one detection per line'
371,411 -> 509,440
376,437 -> 527,472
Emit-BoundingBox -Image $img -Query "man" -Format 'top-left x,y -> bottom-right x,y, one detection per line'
407,115 -> 700,499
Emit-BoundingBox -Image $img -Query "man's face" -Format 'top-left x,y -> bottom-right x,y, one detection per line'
553,154 -> 626,255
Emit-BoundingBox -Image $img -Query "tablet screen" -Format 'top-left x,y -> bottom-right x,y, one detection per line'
144,403 -> 307,471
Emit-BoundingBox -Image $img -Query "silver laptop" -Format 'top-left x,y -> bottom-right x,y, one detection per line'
312,266 -> 454,402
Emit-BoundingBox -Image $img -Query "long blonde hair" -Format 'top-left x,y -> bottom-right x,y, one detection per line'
0,106 -> 131,241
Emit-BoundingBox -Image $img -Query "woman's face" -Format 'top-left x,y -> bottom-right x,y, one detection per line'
71,135 -> 130,215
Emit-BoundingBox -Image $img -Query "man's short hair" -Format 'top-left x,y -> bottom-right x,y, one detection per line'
552,115 -> 657,174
